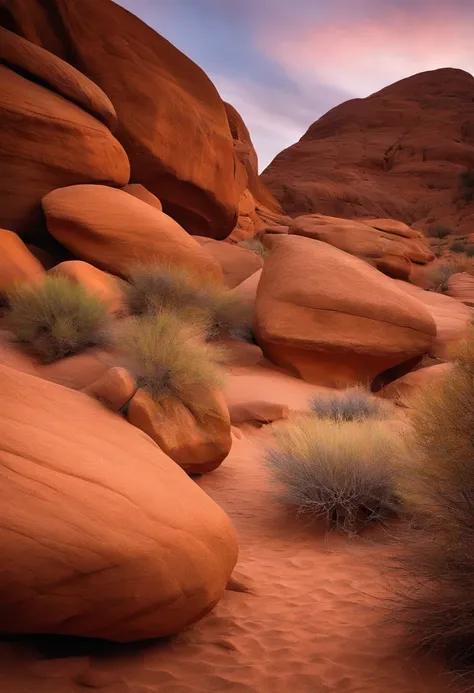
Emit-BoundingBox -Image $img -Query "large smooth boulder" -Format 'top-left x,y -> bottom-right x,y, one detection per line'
194,237 -> 263,288
42,185 -> 223,281
1,0 -> 239,239
48,261 -> 124,314
0,364 -> 237,641
447,272 -> 474,307
290,214 -> 434,280
254,235 -> 436,387
262,68 -> 474,235
0,229 -> 45,291
394,280 -> 472,358
0,30 -> 129,237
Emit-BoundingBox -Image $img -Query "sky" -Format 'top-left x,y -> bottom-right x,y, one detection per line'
114,0 -> 474,171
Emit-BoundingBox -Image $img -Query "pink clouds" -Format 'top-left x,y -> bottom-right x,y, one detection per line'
260,3 -> 474,97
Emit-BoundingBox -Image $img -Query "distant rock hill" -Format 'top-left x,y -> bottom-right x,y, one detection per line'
261,68 -> 474,235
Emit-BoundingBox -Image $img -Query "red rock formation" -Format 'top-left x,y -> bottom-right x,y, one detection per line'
1,0 -> 239,239
262,68 -> 474,235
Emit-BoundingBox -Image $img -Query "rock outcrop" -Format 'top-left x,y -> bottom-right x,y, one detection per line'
0,229 -> 45,291
0,364 -> 238,642
0,28 -> 129,238
1,0 -> 240,239
262,68 -> 474,235
254,235 -> 437,387
42,185 -> 223,281
290,215 -> 434,280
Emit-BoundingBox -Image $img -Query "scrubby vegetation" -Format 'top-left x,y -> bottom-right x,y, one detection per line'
5,276 -> 109,363
428,224 -> 451,239
450,239 -> 465,253
124,264 -> 253,341
237,237 -> 268,258
310,386 -> 388,422
427,254 -> 474,292
116,313 -> 225,411
395,334 -> 474,673
265,416 -> 402,535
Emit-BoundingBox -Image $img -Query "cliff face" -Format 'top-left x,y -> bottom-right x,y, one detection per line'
261,68 -> 474,234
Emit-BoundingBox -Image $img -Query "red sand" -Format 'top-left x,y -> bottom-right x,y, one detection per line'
0,429 -> 452,692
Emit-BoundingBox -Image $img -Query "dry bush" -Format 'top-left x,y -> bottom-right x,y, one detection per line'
265,416 -> 402,535
395,333 -> 474,671
237,237 -> 268,258
6,276 -> 109,363
426,255 -> 474,292
115,313 -> 225,411
124,264 -> 253,341
427,224 -> 451,239
450,239 -> 466,253
311,386 -> 389,422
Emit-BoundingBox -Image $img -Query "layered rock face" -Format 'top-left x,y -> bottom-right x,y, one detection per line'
262,68 -> 474,234
0,0 -> 242,239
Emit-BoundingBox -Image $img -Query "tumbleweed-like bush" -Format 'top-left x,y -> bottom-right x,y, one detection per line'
124,264 -> 252,341
265,416 -> 402,535
6,276 -> 110,363
310,386 -> 388,422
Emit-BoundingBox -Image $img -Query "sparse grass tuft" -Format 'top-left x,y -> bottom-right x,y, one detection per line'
310,386 -> 388,422
237,237 -> 268,258
394,332 -> 474,673
265,416 -> 402,535
6,276 -> 109,363
115,313 -> 225,411
428,224 -> 451,239
124,264 -> 253,341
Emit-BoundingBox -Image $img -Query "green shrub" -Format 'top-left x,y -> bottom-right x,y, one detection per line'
124,264 -> 253,341
450,239 -> 465,253
237,237 -> 268,258
428,224 -> 451,239
116,313 -> 225,411
6,276 -> 109,363
265,416 -> 402,535
310,386 -> 388,422
395,334 -> 474,673
465,244 -> 474,257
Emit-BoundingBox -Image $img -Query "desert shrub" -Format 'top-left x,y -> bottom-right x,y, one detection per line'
124,264 -> 253,341
426,255 -> 474,292
450,239 -> 465,253
310,386 -> 388,422
115,313 -> 225,411
428,224 -> 451,239
395,334 -> 474,672
237,237 -> 268,258
6,276 -> 109,363
265,417 -> 402,535
465,244 -> 474,257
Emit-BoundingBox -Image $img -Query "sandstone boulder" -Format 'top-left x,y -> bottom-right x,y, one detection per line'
195,237 -> 263,288
254,235 -> 436,387
0,229 -> 45,291
394,280 -> 472,358
42,185 -> 222,281
127,388 -> 232,475
82,366 -> 136,412
2,0 -> 239,238
48,261 -> 124,314
122,183 -> 162,212
0,50 -> 129,237
262,68 -> 474,235
231,269 -> 262,310
290,214 -> 434,280
447,272 -> 474,307
0,364 -> 237,641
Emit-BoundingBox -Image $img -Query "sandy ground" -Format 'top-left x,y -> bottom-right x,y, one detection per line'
0,426 -> 453,693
